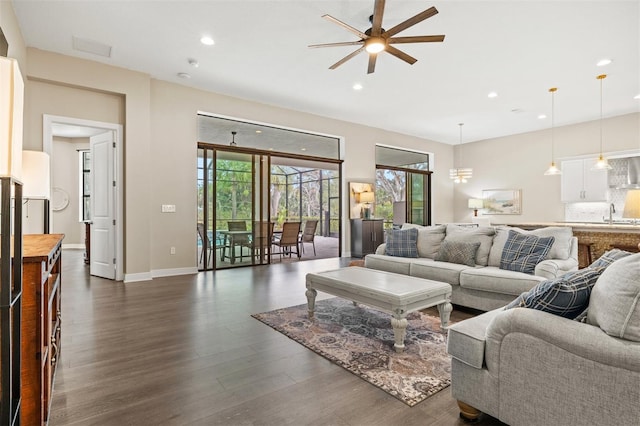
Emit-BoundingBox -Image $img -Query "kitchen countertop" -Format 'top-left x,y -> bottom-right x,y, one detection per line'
494,222 -> 640,232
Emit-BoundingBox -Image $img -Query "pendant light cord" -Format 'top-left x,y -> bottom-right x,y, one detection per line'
550,88 -> 556,162
598,74 -> 606,155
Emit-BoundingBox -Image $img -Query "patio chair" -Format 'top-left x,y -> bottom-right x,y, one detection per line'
272,221 -> 301,261
223,220 -> 252,263
252,221 -> 274,261
300,219 -> 318,256
197,223 -> 215,267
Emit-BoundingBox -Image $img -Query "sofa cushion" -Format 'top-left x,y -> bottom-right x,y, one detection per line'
364,254 -> 413,275
434,240 -> 481,267
500,230 -> 555,275
589,248 -> 632,269
409,259 -> 470,286
447,308 -> 504,369
504,267 -> 606,319
587,253 -> 640,342
488,226 -> 573,267
445,224 -> 496,266
460,266 -> 546,296
401,223 -> 446,259
384,228 -> 418,258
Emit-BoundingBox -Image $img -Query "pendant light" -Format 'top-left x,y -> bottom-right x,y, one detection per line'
544,87 -> 561,175
230,131 -> 237,146
449,123 -> 472,183
591,74 -> 612,170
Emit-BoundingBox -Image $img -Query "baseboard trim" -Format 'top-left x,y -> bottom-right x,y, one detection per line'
151,267 -> 198,278
62,244 -> 85,250
124,272 -> 153,283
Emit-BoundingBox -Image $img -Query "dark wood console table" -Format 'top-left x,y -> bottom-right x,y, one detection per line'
22,234 -> 64,425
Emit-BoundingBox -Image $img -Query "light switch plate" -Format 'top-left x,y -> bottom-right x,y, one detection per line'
161,204 -> 176,213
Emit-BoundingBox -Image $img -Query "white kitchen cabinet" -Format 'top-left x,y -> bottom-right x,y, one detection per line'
561,159 -> 609,202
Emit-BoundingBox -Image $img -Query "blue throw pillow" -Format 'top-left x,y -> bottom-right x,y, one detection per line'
589,248 -> 632,269
385,228 -> 419,258
500,230 -> 555,275
505,267 -> 606,319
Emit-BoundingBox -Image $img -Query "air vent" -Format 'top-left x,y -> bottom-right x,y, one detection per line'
72,36 -> 112,58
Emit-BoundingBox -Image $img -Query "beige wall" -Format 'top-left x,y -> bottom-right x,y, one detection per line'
454,113 -> 640,223
0,1 -> 26,70
24,49 -> 454,278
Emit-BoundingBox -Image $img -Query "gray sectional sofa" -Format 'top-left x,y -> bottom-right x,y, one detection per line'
447,252 -> 640,425
364,224 -> 579,311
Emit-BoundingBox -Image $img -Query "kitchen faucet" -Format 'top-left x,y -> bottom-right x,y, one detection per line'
608,203 -> 615,224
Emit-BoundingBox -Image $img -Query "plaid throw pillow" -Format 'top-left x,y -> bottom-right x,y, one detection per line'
385,228 -> 419,258
500,230 -> 555,275
434,240 -> 481,267
589,248 -> 632,269
505,267 -> 606,319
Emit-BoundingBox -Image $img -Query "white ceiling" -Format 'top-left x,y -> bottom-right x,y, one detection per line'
11,0 -> 640,145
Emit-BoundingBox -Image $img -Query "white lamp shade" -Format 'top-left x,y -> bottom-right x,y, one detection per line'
22,151 -> 51,199
0,57 -> 24,179
468,198 -> 484,209
359,191 -> 375,203
622,189 -> 640,219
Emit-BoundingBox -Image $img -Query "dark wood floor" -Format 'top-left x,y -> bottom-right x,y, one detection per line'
50,250 -> 505,425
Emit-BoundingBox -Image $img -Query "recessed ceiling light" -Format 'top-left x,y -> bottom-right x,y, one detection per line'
634,94 -> 640,100
488,92 -> 498,98
353,83 -> 363,91
301,148 -> 307,151
268,147 -> 274,151
255,130 -> 262,134
596,58 -> 612,67
200,36 -> 215,46
538,114 -> 547,119
177,72 -> 191,79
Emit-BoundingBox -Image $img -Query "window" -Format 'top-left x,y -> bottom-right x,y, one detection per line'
375,145 -> 432,228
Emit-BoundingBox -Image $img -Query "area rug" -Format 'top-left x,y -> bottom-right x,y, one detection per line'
252,298 -> 452,406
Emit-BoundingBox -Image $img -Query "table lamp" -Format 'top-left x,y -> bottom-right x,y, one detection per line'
359,191 -> 375,219
468,198 -> 484,217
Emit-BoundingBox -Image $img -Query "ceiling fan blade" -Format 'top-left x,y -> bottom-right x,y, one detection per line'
322,14 -> 368,39
385,45 -> 417,65
367,53 -> 378,74
383,6 -> 439,39
309,41 -> 364,48
388,35 -> 445,44
329,46 -> 365,70
370,0 -> 386,36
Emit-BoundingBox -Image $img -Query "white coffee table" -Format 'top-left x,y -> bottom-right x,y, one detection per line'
305,267 -> 453,353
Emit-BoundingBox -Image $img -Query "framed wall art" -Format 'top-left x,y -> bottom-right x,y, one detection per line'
482,189 -> 522,215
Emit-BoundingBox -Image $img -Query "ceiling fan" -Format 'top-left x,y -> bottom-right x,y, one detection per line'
309,0 -> 445,74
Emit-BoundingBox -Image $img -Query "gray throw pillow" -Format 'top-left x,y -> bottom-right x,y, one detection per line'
434,240 -> 481,267
500,230 -> 555,275
401,223 -> 446,259
587,253 -> 640,342
504,267 -> 606,319
445,224 -> 495,266
385,228 -> 419,258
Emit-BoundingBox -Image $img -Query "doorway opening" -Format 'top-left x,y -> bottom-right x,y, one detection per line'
43,115 -> 124,280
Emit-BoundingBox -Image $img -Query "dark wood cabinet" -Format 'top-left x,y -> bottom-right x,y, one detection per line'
350,219 -> 384,258
22,234 -> 64,426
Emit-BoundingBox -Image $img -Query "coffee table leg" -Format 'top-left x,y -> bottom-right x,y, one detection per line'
437,301 -> 453,330
391,311 -> 408,353
305,288 -> 317,318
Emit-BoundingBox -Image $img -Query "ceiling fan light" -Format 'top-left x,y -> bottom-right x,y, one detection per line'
365,38 -> 385,54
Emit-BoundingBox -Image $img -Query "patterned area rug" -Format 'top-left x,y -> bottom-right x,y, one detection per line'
252,298 -> 452,406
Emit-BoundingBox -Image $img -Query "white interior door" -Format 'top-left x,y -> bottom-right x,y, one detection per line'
90,131 -> 116,279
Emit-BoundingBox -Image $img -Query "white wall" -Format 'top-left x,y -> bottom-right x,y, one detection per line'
51,136 -> 88,246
